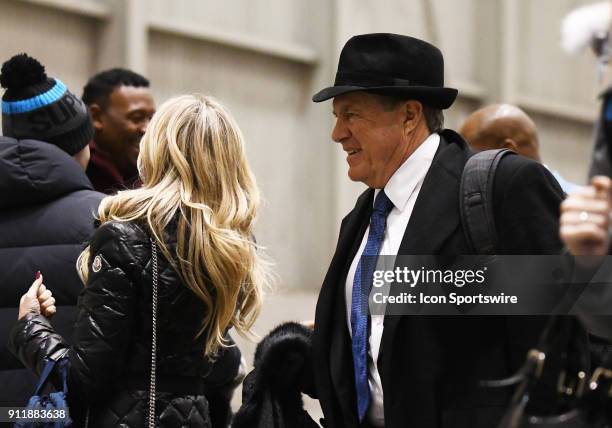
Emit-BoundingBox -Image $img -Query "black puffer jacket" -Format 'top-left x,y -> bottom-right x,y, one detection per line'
9,220 -> 237,427
0,136 -> 103,408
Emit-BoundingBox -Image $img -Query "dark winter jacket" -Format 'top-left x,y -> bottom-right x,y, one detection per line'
0,136 -> 103,407
9,220 -> 239,427
233,322 -> 319,428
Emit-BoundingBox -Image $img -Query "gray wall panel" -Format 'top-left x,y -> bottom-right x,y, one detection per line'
148,0 -> 311,46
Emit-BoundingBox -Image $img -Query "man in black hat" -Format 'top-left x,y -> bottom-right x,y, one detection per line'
311,33 -> 570,428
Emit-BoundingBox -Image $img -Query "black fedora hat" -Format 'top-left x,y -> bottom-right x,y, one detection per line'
312,33 -> 458,109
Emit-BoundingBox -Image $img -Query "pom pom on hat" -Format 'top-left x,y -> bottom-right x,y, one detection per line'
0,53 -> 47,90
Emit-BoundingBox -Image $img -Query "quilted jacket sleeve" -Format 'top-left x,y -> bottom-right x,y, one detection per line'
9,221 -> 142,403
8,314 -> 70,374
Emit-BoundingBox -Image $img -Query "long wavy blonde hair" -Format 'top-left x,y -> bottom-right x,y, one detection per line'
78,94 -> 270,356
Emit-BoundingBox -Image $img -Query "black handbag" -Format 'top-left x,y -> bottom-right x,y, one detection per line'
502,363 -> 612,428
485,317 -> 612,428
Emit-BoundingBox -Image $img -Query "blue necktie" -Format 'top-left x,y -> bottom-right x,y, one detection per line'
351,190 -> 394,422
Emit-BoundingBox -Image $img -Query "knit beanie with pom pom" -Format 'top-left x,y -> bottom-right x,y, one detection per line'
1,53 -> 93,155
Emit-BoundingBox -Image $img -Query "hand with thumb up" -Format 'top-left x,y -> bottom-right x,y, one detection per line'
18,271 -> 57,320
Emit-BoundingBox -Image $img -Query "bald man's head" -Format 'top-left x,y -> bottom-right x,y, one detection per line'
460,104 -> 541,162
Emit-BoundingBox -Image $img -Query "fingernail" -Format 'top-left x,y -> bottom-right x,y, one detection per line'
35,271 -> 41,280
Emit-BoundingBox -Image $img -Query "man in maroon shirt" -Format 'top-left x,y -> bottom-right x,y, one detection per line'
82,68 -> 156,194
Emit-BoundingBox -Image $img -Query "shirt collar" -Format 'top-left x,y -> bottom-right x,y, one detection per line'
375,133 -> 440,211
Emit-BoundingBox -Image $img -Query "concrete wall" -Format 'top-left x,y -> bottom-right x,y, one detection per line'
0,0 -> 604,290
0,0 -> 100,95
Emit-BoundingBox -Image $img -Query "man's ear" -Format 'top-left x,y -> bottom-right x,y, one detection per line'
502,138 -> 519,153
88,104 -> 104,132
402,100 -> 423,133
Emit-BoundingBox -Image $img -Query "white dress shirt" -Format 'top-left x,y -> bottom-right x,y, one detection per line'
345,133 -> 440,427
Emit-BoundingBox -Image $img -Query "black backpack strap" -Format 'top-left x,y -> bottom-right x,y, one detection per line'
459,149 -> 515,254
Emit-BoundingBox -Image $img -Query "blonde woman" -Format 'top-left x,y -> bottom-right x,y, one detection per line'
10,95 -> 270,427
